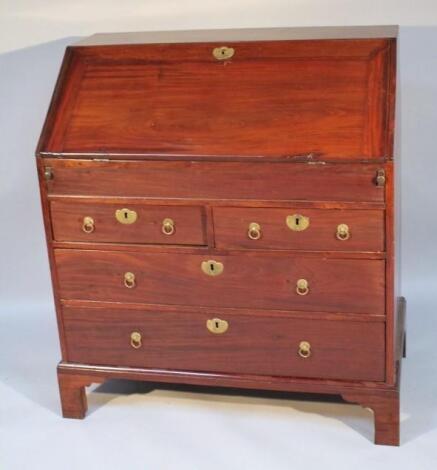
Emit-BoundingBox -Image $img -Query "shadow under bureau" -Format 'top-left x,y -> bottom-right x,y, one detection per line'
36,26 -> 405,446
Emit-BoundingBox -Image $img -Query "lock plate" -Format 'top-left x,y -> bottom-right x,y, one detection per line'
286,214 -> 310,232
115,208 -> 138,224
206,318 -> 229,334
201,260 -> 224,277
212,46 -> 235,60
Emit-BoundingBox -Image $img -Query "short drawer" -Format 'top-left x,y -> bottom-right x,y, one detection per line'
51,201 -> 206,245
43,159 -> 386,203
63,306 -> 385,382
55,250 -> 385,314
214,207 -> 385,252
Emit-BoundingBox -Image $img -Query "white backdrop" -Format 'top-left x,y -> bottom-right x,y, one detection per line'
1,0 -> 437,53
1,1 -> 437,469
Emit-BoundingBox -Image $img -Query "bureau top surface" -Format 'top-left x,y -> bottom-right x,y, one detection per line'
75,26 -> 398,46
37,26 -> 397,162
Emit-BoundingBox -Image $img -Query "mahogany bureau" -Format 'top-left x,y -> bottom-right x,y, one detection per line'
36,26 -> 405,446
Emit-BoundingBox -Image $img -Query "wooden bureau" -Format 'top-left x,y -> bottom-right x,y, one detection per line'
36,26 -> 405,446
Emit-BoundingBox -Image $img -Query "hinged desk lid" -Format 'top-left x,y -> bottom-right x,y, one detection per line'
37,27 -> 396,161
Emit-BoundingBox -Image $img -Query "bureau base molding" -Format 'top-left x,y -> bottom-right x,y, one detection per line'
57,299 -> 405,446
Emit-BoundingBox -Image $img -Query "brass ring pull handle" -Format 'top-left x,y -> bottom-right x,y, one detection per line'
82,216 -> 95,234
247,222 -> 262,240
206,318 -> 229,334
162,218 -> 175,236
130,331 -> 142,349
296,278 -> 309,296
124,272 -> 136,289
298,341 -> 311,358
336,224 -> 350,241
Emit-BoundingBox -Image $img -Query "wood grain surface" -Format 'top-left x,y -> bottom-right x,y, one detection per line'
213,207 -> 385,252
50,200 -> 206,245
62,305 -> 385,381
55,249 -> 385,314
44,159 -> 387,203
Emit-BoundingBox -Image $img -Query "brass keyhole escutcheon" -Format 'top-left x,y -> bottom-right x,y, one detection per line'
162,218 -> 175,236
207,318 -> 229,334
115,208 -> 138,224
201,260 -> 224,277
286,214 -> 310,232
248,222 -> 262,240
212,46 -> 235,60
130,331 -> 142,349
296,278 -> 310,296
124,272 -> 136,289
82,216 -> 95,234
298,341 -> 311,359
336,223 -> 350,241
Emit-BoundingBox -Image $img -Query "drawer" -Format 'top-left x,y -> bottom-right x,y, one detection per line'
214,208 -> 384,252
55,250 -> 385,314
62,306 -> 385,382
50,201 -> 206,245
44,159 -> 386,203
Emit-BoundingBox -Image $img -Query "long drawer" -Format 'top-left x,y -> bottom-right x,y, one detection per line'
62,305 -> 385,382
55,250 -> 385,314
213,207 -> 385,252
44,159 -> 386,203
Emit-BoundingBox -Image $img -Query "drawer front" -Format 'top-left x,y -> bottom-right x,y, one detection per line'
44,159 -> 386,203
51,201 -> 206,245
214,208 -> 384,252
55,250 -> 385,314
63,306 -> 385,382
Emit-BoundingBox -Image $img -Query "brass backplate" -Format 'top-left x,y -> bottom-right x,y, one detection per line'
201,260 -> 224,277
286,214 -> 310,232
206,318 -> 229,334
212,46 -> 235,60
115,208 -> 138,224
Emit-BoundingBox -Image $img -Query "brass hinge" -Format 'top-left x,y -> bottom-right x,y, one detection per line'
375,169 -> 386,187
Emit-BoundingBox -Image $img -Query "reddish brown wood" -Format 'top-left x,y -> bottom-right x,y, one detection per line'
38,39 -> 393,160
36,160 -> 68,359
342,388 -> 399,446
75,26 -> 398,47
213,207 -> 384,252
61,298 -> 386,321
62,305 -> 385,381
51,242 -> 386,259
385,161 -> 396,384
58,371 -> 103,419
35,29 -> 401,445
54,249 -> 386,314
54,297 -> 404,444
43,159 -> 386,203
50,200 -> 206,245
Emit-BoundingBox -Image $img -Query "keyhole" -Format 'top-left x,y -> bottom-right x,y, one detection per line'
124,211 -> 128,219
210,263 -> 215,272
295,217 -> 300,226
215,321 -> 220,329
